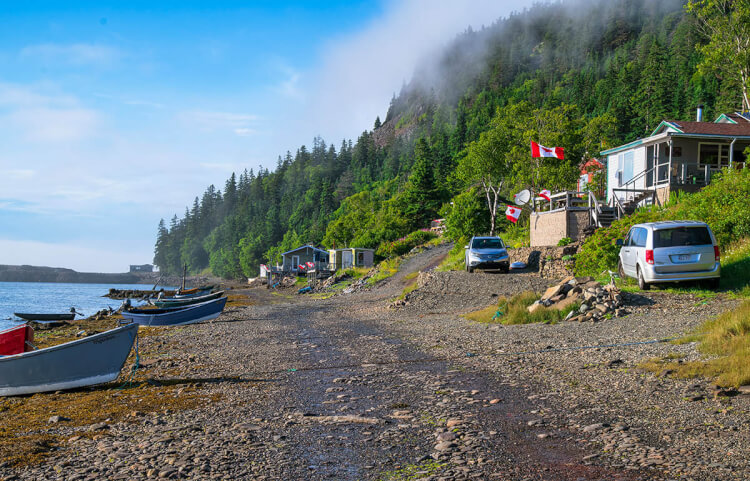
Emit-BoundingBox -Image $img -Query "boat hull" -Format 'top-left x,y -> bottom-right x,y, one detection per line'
153,291 -> 224,308
0,324 -> 138,396
121,297 -> 227,326
14,313 -> 75,321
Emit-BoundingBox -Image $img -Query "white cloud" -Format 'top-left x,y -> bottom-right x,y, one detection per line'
274,66 -> 302,100
6,106 -> 100,142
0,83 -> 101,142
1,169 -> 34,179
294,0 -> 536,143
179,110 -> 259,134
233,127 -> 256,136
20,43 -> 120,66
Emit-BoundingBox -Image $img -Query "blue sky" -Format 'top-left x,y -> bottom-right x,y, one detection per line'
0,0 -> 531,272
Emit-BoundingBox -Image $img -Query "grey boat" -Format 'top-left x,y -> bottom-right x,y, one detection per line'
0,324 -> 138,396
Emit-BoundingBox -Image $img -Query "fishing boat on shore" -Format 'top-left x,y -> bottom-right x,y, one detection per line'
153,290 -> 224,308
0,323 -> 138,396
173,285 -> 215,298
0,324 -> 34,356
121,296 -> 227,326
13,307 -> 80,322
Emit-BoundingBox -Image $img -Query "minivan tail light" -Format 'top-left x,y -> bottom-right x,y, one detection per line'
645,250 -> 654,265
714,245 -> 720,262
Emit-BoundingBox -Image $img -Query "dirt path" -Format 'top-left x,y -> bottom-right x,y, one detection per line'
2,246 -> 747,480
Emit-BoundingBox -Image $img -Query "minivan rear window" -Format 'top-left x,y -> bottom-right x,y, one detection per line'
653,227 -> 712,248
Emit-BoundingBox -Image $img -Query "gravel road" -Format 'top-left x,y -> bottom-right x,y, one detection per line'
2,244 -> 748,480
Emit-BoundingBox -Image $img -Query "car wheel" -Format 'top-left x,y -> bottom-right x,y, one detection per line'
501,265 -> 509,273
617,259 -> 626,279
637,266 -> 650,290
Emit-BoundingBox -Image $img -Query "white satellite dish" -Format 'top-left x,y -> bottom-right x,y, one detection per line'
514,189 -> 531,206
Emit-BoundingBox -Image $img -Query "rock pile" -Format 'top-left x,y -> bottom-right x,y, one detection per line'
528,275 -> 625,322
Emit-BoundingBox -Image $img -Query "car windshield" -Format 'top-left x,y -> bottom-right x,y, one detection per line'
472,238 -> 504,249
653,227 -> 712,248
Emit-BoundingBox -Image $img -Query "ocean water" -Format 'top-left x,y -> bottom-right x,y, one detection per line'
0,282 -> 175,331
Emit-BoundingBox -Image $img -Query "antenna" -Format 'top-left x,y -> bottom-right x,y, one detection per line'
513,189 -> 531,206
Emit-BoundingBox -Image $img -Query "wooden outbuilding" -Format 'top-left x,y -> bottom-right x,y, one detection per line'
281,245 -> 329,273
328,248 -> 374,270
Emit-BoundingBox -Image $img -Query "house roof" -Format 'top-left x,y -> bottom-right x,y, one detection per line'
716,112 -> 750,124
282,245 -> 328,256
330,247 -> 374,252
659,120 -> 750,136
602,114 -> 750,156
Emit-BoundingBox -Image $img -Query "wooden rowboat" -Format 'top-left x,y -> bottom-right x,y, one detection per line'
14,312 -> 75,321
121,297 -> 227,326
0,324 -> 138,396
0,324 -> 34,356
153,291 -> 224,308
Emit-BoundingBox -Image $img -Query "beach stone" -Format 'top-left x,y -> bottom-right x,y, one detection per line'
583,423 -> 608,433
434,441 -> 456,452
49,415 -> 71,423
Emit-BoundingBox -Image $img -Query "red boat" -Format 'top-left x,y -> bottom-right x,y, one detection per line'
0,325 -> 34,356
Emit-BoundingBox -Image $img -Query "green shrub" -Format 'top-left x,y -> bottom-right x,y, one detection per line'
575,208 -> 674,276
675,169 -> 750,247
557,237 -> 572,247
463,291 -> 579,325
576,169 -> 750,278
437,239 -> 468,271
376,230 -> 437,258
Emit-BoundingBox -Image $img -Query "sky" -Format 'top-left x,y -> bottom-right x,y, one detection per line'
0,0 -> 534,272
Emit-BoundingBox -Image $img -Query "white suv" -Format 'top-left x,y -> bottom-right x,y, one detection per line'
616,221 -> 720,290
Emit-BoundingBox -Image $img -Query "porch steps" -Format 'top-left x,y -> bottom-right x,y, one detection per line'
596,207 -> 617,228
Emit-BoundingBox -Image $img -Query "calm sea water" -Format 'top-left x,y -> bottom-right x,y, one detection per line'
0,282 -> 175,331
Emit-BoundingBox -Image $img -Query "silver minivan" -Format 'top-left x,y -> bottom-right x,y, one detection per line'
616,221 -> 720,290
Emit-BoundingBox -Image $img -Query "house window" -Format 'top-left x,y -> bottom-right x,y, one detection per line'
698,143 -> 729,168
617,151 -> 635,185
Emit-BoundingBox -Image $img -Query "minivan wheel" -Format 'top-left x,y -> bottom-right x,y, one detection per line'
637,266 -> 650,290
617,259 -> 626,279
705,277 -> 720,290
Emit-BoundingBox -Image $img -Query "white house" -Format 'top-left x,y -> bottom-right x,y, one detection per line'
601,108 -> 750,206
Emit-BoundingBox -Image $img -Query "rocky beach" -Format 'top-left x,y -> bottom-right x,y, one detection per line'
0,245 -> 747,481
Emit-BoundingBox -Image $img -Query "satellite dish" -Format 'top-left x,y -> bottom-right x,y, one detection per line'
514,189 -> 531,206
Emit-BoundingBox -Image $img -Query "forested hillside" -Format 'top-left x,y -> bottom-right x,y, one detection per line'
153,0 -> 739,278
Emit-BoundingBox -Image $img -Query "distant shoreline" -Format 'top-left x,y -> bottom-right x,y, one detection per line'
0,264 -> 169,285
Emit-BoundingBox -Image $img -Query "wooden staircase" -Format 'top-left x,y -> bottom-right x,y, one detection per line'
590,189 -> 657,228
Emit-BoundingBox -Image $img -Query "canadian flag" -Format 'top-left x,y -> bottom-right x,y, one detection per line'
306,261 -> 315,268
531,141 -> 564,159
298,264 -> 305,270
539,189 -> 551,201
506,205 -> 522,223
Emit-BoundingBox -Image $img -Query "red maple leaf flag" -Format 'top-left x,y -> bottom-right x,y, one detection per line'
298,264 -> 305,270
539,189 -> 551,201
506,205 -> 522,223
306,261 -> 315,268
531,141 -> 564,159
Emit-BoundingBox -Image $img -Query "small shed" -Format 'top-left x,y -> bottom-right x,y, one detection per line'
281,245 -> 329,273
328,248 -> 374,270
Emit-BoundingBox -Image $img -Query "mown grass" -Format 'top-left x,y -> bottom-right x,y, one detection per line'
640,300 -> 750,387
462,291 -> 579,325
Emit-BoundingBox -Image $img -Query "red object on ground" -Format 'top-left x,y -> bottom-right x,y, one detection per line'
0,324 -> 34,356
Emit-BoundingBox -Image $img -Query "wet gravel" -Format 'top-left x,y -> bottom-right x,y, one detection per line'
2,244 -> 748,480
